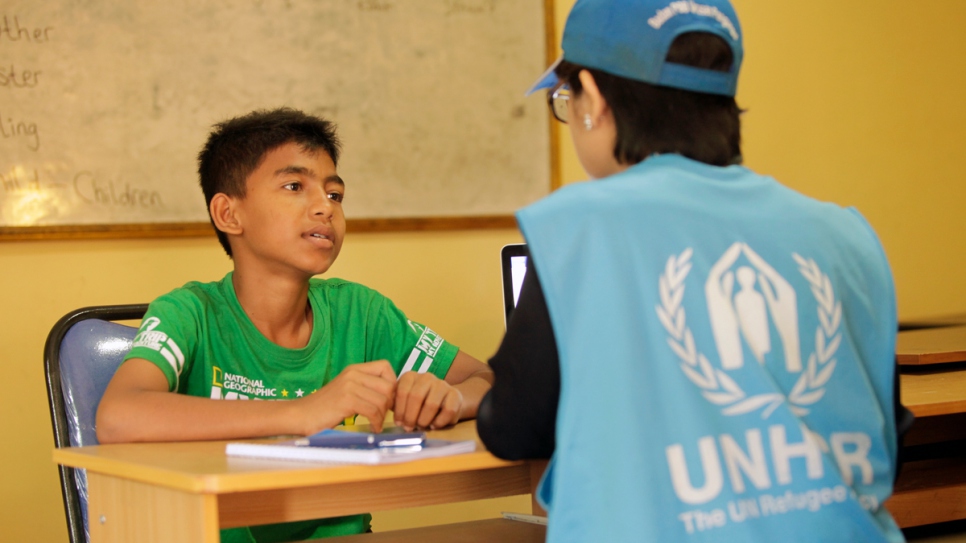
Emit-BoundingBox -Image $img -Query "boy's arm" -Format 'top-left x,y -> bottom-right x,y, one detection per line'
393,350 -> 493,431
96,358 -> 398,443
446,350 -> 496,418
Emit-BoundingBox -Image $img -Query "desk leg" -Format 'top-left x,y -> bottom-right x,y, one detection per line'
529,459 -> 548,516
87,472 -> 219,543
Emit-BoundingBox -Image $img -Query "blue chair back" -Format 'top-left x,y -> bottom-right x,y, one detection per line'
45,305 -> 147,543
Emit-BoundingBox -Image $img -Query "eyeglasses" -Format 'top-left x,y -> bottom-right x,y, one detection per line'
547,83 -> 570,124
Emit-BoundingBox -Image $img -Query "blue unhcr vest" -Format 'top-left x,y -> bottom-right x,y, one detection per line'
517,155 -> 902,542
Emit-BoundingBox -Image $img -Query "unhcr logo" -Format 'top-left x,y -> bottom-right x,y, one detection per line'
656,243 -> 840,418
647,1 -> 740,40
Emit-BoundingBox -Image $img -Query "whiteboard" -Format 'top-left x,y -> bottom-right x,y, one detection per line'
0,0 -> 550,230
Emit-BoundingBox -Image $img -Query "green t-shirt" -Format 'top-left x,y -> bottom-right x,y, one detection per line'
123,272 -> 459,542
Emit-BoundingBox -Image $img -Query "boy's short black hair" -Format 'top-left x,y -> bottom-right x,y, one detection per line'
556,32 -> 742,167
198,107 -> 342,257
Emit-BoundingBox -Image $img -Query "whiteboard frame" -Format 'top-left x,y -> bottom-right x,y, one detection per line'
0,0 -> 558,241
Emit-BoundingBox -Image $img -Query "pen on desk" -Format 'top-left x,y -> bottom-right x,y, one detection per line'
501,512 -> 548,525
294,430 -> 425,449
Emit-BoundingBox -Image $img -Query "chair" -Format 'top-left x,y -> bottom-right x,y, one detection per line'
44,304 -> 148,543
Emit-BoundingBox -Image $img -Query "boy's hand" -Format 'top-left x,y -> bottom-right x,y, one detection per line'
306,360 -> 396,433
393,371 -> 463,431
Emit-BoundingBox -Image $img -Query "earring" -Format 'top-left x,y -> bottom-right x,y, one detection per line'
583,114 -> 593,131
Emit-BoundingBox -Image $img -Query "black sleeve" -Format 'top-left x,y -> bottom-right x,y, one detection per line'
477,263 -> 560,460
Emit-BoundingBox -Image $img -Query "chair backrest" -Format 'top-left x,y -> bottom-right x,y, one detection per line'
44,304 -> 147,543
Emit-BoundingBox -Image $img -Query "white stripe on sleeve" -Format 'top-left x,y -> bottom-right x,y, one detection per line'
158,347 -> 181,390
417,356 -> 434,374
400,348 -> 421,377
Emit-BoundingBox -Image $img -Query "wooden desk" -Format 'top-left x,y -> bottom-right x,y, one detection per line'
899,313 -> 966,332
325,518 -> 546,543
52,421 -> 540,543
896,324 -> 966,438
888,457 -> 966,528
897,325 -> 966,366
900,365 -> 966,418
888,326 -> 966,527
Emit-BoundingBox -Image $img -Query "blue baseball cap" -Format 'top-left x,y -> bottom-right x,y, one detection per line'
527,0 -> 743,97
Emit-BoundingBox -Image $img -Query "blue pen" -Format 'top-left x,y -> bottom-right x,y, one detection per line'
294,429 -> 425,449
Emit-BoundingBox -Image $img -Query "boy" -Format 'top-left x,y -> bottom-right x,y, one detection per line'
96,108 -> 494,541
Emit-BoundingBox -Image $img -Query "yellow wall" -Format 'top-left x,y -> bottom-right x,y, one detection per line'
732,1 -> 966,318
4,1 -> 966,540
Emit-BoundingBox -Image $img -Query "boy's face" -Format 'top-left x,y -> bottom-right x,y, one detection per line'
230,142 -> 346,278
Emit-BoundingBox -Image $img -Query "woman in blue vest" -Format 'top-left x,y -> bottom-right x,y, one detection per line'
477,1 -> 910,541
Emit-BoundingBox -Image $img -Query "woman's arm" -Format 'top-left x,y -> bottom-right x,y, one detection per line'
477,264 -> 560,460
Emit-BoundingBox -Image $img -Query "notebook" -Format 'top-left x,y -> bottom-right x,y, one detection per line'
500,243 -> 528,327
226,428 -> 476,465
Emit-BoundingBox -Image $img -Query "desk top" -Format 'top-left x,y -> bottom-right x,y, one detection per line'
900,367 -> 966,417
897,325 -> 966,366
899,313 -> 966,331
52,420 -> 521,495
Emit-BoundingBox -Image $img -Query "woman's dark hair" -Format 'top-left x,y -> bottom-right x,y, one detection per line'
556,32 -> 742,167
197,107 -> 342,257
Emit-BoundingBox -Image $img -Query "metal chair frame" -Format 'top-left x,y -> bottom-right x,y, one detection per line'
44,304 -> 148,543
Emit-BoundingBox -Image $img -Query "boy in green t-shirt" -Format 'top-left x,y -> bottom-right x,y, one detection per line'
96,108 -> 494,541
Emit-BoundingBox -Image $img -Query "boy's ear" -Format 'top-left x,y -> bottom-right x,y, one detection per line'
209,193 -> 242,235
